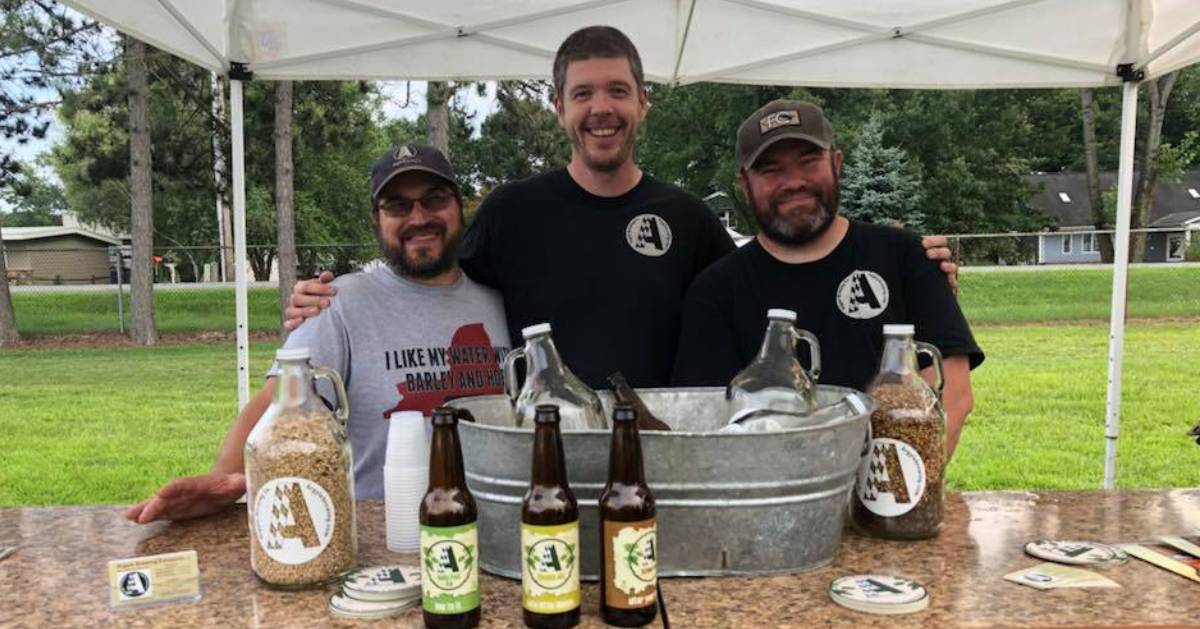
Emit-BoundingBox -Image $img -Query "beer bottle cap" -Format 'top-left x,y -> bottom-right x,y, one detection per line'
767,308 -> 797,321
522,322 -> 552,338
828,575 -> 929,615
613,403 -> 637,422
1024,540 -> 1128,566
534,404 -> 561,423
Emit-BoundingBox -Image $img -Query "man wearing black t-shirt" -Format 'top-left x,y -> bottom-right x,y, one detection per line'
671,100 -> 983,457
285,28 -> 961,391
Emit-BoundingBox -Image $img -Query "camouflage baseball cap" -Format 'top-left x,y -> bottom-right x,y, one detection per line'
736,100 -> 834,170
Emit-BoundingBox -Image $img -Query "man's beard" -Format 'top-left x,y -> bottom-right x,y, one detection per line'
376,223 -> 461,279
749,169 -> 840,246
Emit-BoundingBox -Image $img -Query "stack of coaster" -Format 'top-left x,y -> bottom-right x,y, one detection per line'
329,565 -> 422,620
828,575 -> 930,615
1024,540 -> 1128,567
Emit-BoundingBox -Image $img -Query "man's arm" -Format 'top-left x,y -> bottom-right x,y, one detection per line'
922,355 -> 973,461
125,380 -> 276,523
284,271 -> 337,331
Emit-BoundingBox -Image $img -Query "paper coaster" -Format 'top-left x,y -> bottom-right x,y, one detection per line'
1024,540 -> 1127,566
342,565 -> 422,601
329,592 -> 419,619
829,575 -> 929,615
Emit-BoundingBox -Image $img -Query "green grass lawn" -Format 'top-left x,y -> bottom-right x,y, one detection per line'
6,265 -> 1200,337
1,321 -> 1197,506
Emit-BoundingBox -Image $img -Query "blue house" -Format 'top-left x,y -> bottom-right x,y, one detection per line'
1029,171 -> 1200,264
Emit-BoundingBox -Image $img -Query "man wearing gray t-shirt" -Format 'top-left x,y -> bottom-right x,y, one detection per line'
127,144 -> 510,521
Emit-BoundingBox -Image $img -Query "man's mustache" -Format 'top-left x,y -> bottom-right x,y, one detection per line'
399,223 -> 445,241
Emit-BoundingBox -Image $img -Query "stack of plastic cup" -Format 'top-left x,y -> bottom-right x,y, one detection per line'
383,411 -> 429,553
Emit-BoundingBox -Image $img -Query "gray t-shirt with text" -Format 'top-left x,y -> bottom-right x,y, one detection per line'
273,265 -> 511,499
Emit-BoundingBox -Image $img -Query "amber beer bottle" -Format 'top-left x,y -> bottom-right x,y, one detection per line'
599,404 -> 658,627
521,405 -> 581,628
420,408 -> 481,629
607,372 -> 670,431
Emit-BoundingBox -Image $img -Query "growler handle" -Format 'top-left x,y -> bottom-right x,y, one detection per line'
502,346 -> 526,405
915,341 -> 945,396
312,365 -> 350,428
792,328 -> 822,382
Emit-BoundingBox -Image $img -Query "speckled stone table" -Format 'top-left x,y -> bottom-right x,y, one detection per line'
1,491 -> 1198,628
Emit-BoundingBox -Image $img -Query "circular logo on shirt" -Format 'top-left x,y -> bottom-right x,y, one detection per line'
625,214 -> 673,257
836,270 -> 889,319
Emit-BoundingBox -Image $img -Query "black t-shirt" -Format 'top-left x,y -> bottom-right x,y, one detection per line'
460,168 -> 735,388
671,219 -> 984,391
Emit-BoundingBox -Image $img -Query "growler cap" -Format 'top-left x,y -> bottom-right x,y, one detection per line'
767,308 -> 797,321
275,347 -> 311,361
882,324 -> 915,336
522,322 -> 552,338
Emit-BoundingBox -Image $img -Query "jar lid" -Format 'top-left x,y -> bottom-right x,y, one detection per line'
275,347 -> 311,361
882,324 -> 915,336
829,575 -> 929,615
767,308 -> 797,321
522,322 -> 552,338
1024,540 -> 1128,566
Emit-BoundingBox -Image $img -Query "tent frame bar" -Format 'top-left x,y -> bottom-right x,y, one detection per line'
155,0 -> 227,69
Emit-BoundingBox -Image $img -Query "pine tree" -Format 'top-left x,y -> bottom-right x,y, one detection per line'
840,114 -> 925,230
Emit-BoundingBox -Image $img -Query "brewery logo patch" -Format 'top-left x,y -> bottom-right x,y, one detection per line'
836,270 -> 889,319
625,214 -> 673,257
253,477 -> 337,565
760,109 -> 801,134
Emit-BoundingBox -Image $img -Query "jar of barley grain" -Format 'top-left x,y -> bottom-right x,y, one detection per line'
244,348 -> 356,588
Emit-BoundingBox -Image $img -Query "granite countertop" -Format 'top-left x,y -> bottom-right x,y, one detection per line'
2,490 -> 1198,628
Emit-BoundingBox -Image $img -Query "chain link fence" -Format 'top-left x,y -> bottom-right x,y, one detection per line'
3,228 -> 1198,336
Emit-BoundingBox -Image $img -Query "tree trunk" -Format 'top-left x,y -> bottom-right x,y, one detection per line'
1130,72 -> 1178,262
426,81 -> 455,156
126,36 -> 158,345
275,80 -> 297,339
211,72 -> 234,282
1080,88 -> 1114,263
0,225 -> 20,346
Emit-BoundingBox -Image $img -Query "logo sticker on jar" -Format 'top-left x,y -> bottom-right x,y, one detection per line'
856,438 -> 926,517
253,477 -> 337,564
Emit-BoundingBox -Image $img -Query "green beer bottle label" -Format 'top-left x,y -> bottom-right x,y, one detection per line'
420,522 -> 480,615
521,521 -> 581,614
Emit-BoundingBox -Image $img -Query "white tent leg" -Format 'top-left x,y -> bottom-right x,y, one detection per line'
1103,80 -> 1139,489
231,78 -> 250,410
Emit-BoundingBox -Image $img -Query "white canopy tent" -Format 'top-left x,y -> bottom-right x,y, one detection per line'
61,0 -> 1200,487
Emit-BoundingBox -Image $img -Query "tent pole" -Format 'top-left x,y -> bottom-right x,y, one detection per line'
1103,79 -> 1139,489
230,77 -> 250,410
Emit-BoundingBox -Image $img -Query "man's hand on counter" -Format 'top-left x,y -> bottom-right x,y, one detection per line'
125,472 -> 246,524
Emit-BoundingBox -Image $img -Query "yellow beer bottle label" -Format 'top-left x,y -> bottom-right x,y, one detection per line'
521,521 -> 581,614
603,518 -> 657,609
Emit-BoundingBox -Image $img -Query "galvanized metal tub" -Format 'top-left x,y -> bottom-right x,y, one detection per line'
447,385 -> 872,579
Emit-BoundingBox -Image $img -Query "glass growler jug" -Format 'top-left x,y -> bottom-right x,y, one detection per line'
503,323 -> 607,430
726,309 -> 822,425
851,324 -> 946,540
244,348 -> 357,588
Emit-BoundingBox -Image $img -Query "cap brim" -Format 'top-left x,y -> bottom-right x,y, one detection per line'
371,166 -> 458,201
742,132 -> 832,170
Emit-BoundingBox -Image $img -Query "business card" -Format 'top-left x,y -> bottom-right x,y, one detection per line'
107,550 -> 201,609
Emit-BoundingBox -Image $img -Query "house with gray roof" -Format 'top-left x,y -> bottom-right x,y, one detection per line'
1028,171 -> 1200,263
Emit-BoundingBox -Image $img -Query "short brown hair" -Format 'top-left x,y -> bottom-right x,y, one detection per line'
552,25 -> 645,98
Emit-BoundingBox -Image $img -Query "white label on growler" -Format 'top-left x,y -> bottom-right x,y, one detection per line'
856,438 -> 926,517
252,477 -> 336,564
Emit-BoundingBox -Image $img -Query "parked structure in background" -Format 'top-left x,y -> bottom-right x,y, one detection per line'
1029,171 -> 1200,264
703,191 -> 752,246
2,213 -> 130,285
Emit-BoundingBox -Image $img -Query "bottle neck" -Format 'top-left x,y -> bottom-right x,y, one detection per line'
757,319 -> 795,360
525,333 -> 567,378
877,334 -> 919,376
607,420 -> 646,486
273,358 -> 316,408
429,421 -> 467,490
530,421 -> 568,486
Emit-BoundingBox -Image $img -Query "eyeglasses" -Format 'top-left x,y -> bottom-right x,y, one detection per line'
376,190 -> 454,217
